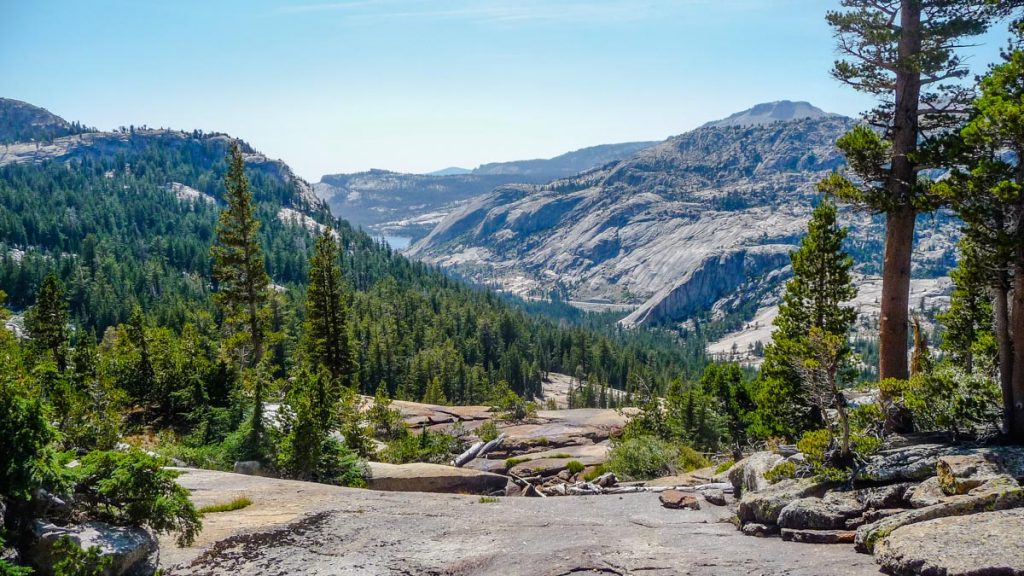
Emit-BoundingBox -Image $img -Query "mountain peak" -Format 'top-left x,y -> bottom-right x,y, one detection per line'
702,100 -> 834,129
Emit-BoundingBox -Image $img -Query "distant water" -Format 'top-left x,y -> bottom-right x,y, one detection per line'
382,235 -> 412,250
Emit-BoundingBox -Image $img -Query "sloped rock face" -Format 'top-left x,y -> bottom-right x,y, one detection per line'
728,452 -> 785,497
409,114 -> 958,327
366,462 -> 508,494
27,521 -> 158,576
874,509 -> 1024,576
855,475 -> 1024,553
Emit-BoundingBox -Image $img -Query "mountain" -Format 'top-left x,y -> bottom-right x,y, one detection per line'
0,99 -> 705,402
428,167 -> 472,176
702,100 -> 834,129
0,97 -> 93,144
315,141 -> 657,244
408,108 -> 958,330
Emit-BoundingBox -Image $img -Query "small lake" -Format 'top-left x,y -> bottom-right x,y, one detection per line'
382,235 -> 412,250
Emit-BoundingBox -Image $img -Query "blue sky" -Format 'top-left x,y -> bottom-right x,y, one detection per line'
0,1 -> 1013,179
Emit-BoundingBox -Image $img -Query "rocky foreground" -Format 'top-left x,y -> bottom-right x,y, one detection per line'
160,468 -> 880,576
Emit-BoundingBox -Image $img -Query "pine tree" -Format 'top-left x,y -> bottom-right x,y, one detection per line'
937,238 -> 995,376
25,273 -> 69,371
818,1 -> 1009,403
939,48 -> 1024,441
210,141 -> 270,369
753,199 -> 857,439
304,228 -> 352,384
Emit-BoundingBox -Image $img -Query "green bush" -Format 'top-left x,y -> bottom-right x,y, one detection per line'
881,366 -> 1002,436
52,536 -> 111,576
504,457 -> 530,469
565,460 -> 585,475
606,435 -> 679,480
71,449 -> 201,546
0,377 -> 65,501
677,445 -> 711,472
475,421 -> 500,443
714,460 -> 735,475
582,464 -> 607,482
764,461 -> 796,484
0,535 -> 32,576
380,426 -> 465,465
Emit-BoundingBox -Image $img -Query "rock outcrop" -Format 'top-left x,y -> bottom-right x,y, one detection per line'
27,521 -> 158,576
874,509 -> 1024,576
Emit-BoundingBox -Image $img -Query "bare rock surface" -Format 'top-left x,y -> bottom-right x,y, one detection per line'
29,521 -> 158,576
779,491 -> 864,530
874,508 -> 1024,576
738,478 -> 827,525
366,462 -> 508,494
161,468 -> 881,575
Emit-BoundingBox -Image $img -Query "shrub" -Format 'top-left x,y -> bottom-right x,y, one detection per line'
380,426 -> 465,466
764,461 -> 796,484
477,496 -> 498,504
71,449 -> 201,546
565,460 -> 585,475
607,435 -> 679,480
52,536 -> 111,576
714,460 -> 735,475
0,378 -> 65,501
475,420 -> 500,443
0,535 -> 32,576
493,389 -> 537,422
881,366 -> 1002,437
677,445 -> 711,472
199,497 -> 252,514
582,464 -> 607,482
504,457 -> 530,469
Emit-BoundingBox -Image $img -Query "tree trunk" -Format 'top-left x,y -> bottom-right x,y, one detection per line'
994,274 -> 1014,436
879,207 -> 917,432
878,1 -> 922,433
1011,257 -> 1024,443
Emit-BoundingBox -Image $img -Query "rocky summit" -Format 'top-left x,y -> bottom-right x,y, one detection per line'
407,109 -> 957,327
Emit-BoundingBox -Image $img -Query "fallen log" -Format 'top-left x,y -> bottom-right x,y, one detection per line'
452,441 -> 485,467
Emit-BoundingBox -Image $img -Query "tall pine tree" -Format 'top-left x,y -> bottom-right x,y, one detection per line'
752,199 -> 857,439
818,1 -> 1009,407
25,273 -> 69,372
210,141 -> 270,369
304,228 -> 352,385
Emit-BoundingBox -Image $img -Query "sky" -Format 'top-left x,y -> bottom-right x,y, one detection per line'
0,0 -> 1014,180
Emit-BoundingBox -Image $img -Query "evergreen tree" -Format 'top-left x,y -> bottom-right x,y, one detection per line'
304,228 -> 351,384
818,1 -> 1009,402
752,199 -> 857,439
25,273 -> 69,371
210,142 -> 270,369
937,238 -> 995,376
940,48 -> 1024,441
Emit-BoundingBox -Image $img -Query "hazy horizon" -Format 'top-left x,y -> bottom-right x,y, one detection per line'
1,0 -> 1012,180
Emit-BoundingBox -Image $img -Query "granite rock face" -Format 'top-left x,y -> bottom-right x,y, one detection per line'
27,521 -> 159,576
874,508 -> 1024,576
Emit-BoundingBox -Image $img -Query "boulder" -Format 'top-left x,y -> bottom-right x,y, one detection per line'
778,491 -> 864,530
856,482 -> 915,509
660,490 -> 700,510
738,478 -> 828,525
858,444 -> 962,483
728,452 -> 785,496
875,508 -> 1024,576
907,477 -> 945,508
27,521 -> 158,576
232,461 -> 264,476
366,462 -> 509,494
855,475 -> 1024,554
703,489 -> 727,506
740,522 -> 778,537
937,454 -> 1002,495
780,528 -> 856,544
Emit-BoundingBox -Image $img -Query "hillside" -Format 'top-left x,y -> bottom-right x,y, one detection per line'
407,107 -> 958,329
315,141 -> 656,244
0,97 -> 93,144
0,100 -> 705,403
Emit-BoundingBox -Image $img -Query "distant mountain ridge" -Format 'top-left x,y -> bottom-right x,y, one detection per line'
408,106 -> 958,329
702,100 -> 834,129
0,97 -> 94,144
316,140 -> 657,242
